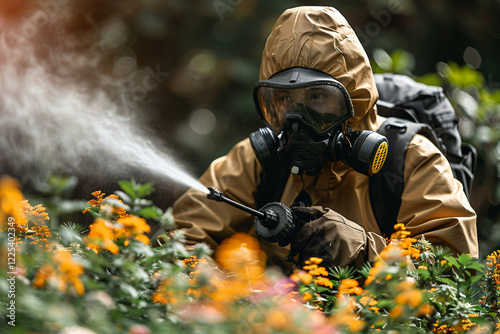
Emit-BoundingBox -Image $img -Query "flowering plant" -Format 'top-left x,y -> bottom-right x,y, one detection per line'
0,176 -> 499,333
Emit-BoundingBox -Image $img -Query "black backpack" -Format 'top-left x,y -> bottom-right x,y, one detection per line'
254,73 -> 476,237
370,73 -> 476,237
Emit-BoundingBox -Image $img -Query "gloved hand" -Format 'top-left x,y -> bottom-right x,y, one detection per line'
286,206 -> 367,268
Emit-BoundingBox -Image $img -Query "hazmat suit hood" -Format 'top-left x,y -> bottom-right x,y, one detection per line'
259,6 -> 380,132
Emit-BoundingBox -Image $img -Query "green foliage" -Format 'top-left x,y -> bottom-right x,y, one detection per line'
295,237 -> 500,333
1,179 -> 500,333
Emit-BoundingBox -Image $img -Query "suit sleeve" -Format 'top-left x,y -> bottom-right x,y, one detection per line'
398,134 -> 478,257
172,138 -> 262,250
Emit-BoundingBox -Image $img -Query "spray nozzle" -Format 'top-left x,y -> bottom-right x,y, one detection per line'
206,187 -> 296,244
207,186 -> 224,202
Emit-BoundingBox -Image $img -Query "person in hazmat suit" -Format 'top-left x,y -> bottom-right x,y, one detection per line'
172,6 -> 478,273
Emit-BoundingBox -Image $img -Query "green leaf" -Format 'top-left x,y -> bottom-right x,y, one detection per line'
444,62 -> 484,87
465,261 -> 484,273
457,253 -> 473,266
444,256 -> 460,268
118,179 -> 136,198
436,277 -> 457,287
120,282 -> 139,298
416,268 -> 431,280
136,182 -> 155,198
136,206 -> 162,219
128,240 -> 155,257
468,274 -> 483,285
315,285 -> 333,293
416,73 -> 443,87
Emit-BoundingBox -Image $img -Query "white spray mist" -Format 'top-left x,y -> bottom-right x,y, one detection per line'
0,12 -> 209,195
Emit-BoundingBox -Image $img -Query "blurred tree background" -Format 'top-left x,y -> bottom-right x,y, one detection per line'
0,0 -> 499,256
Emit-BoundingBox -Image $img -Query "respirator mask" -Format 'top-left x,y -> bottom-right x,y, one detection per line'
250,67 -> 388,176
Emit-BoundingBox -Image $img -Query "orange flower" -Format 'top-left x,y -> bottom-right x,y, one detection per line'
301,273 -> 314,285
82,190 -> 106,213
134,234 -> 150,245
338,279 -> 363,298
151,278 -> 177,305
264,309 -> 291,332
215,233 -> 266,282
0,176 -> 26,228
29,225 -> 53,248
394,289 -> 422,308
389,305 -> 404,318
315,276 -> 334,289
116,216 -> 150,235
33,249 -> 85,295
302,291 -> 313,301
53,249 -> 85,295
360,296 -> 378,306
330,298 -> 365,332
87,219 -> 119,254
308,266 -> 328,277
417,304 -> 434,316
33,264 -> 55,288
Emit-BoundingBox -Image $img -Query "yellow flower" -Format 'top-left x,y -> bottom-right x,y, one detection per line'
394,223 -> 406,231
461,319 -> 476,331
305,257 -> 323,265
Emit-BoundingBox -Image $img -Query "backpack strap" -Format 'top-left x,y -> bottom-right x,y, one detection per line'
255,163 -> 290,209
369,117 -> 443,237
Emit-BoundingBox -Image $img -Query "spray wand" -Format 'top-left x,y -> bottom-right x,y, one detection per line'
207,187 -> 296,244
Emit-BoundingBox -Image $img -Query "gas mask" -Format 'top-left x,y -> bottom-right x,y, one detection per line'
250,67 -> 388,176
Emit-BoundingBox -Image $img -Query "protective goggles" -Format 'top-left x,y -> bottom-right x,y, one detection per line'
253,67 -> 354,135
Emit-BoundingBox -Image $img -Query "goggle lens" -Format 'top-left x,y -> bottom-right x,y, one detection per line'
256,84 -> 352,134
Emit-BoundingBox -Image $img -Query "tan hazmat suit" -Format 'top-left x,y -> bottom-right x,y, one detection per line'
173,6 -> 478,271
